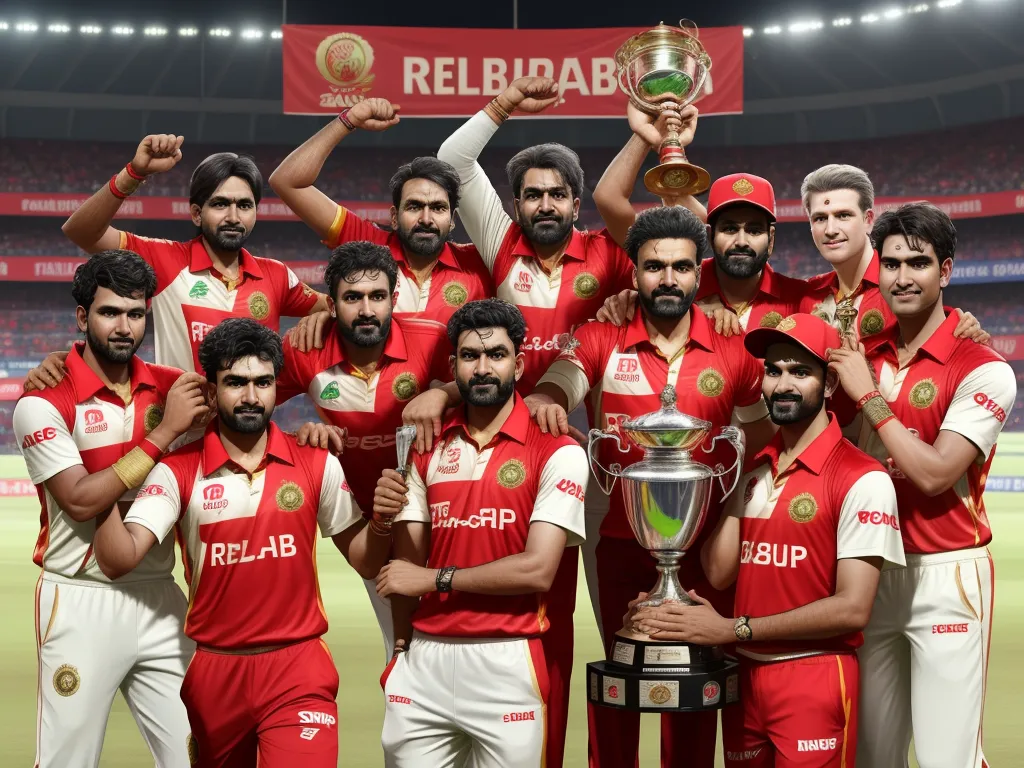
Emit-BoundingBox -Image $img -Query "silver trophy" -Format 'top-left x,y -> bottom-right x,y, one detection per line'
396,424 -> 417,479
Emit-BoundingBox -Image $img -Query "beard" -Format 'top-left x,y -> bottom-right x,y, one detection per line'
520,211 -> 573,246
396,222 -> 445,258
219,403 -> 273,434
456,373 -> 516,408
768,389 -> 824,425
338,314 -> 392,348
638,285 -> 696,319
202,220 -> 250,252
86,327 -> 142,364
714,244 -> 771,280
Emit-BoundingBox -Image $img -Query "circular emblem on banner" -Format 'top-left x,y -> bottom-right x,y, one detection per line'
759,311 -> 783,329
442,281 -> 469,307
743,476 -> 758,504
648,684 -> 673,705
276,481 -> 304,512
392,372 -> 420,401
731,178 -> 755,196
860,309 -> 885,337
187,734 -> 199,766
775,316 -> 798,333
909,379 -> 938,409
789,493 -> 818,524
248,291 -> 270,321
316,32 -> 376,92
497,459 -> 527,489
53,664 -> 80,697
573,272 -> 600,300
144,403 -> 164,433
697,368 -> 725,398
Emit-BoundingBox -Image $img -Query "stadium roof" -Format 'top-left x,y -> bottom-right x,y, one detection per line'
0,0 -> 1022,146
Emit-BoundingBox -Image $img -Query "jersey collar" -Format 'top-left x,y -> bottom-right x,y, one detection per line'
201,421 -> 294,476
442,393 -> 531,448
189,237 -> 264,280
755,415 -> 843,477
320,315 -> 411,370
696,260 -> 784,303
65,342 -> 158,404
622,305 -> 715,354
868,310 -> 960,365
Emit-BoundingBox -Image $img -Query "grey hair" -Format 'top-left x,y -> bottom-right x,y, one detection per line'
800,164 -> 875,214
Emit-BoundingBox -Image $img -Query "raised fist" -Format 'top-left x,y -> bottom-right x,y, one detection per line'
130,134 -> 184,177
503,77 -> 560,113
628,102 -> 698,149
348,98 -> 401,131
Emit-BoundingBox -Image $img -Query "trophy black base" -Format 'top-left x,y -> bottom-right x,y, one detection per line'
587,658 -> 739,713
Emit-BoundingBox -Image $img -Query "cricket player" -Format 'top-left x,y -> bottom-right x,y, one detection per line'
276,241 -> 454,659
56,133 -> 327,373
372,298 -> 588,768
13,250 -> 210,768
528,206 -> 774,768
632,312 -> 905,767
829,202 -> 1016,768
269,97 -> 493,336
91,318 -> 396,768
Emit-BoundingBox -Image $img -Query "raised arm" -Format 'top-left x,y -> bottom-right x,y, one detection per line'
62,134 -> 184,254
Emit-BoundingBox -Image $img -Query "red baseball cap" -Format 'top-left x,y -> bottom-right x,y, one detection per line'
707,173 -> 777,224
744,313 -> 841,364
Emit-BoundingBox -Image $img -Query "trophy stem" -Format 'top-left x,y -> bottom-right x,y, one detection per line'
640,551 -> 695,607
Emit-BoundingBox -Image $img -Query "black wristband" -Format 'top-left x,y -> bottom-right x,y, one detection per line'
435,565 -> 457,593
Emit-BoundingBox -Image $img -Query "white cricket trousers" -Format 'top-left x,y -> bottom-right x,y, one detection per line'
857,546 -> 994,768
380,632 -> 548,768
362,576 -> 395,663
34,572 -> 195,768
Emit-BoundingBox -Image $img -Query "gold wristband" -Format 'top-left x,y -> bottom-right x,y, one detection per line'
114,170 -> 143,197
486,98 -> 511,123
111,447 -> 156,489
862,395 -> 894,429
368,517 -> 393,537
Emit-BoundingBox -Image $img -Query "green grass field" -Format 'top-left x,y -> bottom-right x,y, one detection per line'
2,439 -> 1023,767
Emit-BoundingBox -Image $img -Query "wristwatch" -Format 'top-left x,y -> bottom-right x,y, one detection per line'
734,615 -> 753,642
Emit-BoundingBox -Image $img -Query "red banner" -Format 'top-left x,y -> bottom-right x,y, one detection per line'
0,479 -> 35,497
991,335 -> 1024,361
281,24 -> 744,117
0,378 -> 25,400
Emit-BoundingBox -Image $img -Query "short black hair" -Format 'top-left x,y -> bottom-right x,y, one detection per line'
505,143 -> 584,200
390,157 -> 461,211
189,152 -> 263,208
623,206 -> 709,265
72,250 -> 157,311
447,299 -> 527,354
198,318 -> 283,382
871,202 -> 958,263
323,241 -> 399,302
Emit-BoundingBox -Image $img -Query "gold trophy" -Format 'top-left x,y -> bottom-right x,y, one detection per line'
615,20 -> 713,196
835,299 -> 859,341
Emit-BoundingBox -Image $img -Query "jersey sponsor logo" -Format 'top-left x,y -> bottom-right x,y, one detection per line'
346,433 -> 397,451
556,477 -> 585,501
513,271 -> 533,293
248,291 -> 271,321
391,372 -> 420,401
298,711 -> 337,726
21,427 -> 57,449
83,408 -> 108,434
388,694 -> 412,704
432,505 -> 517,530
190,321 -> 213,343
573,272 -> 600,300
932,623 -> 969,634
798,738 -> 838,752
759,311 -> 783,329
438,445 -> 462,475
726,749 -> 763,762
442,281 -> 469,307
276,481 -> 305,512
788,492 -> 818,523
144,403 -> 164,433
53,664 -> 80,697
203,483 -> 228,510
139,484 -> 166,497
209,534 -> 297,566
522,334 -> 568,352
299,728 -> 320,741
909,378 -> 938,409
320,381 -> 341,400
497,458 -> 527,489
702,681 -> 721,706
697,368 -> 725,398
741,541 -> 808,568
502,710 -> 537,722
189,281 -> 209,299
860,309 -> 886,337
614,356 -> 641,383
973,392 -> 1007,423
857,510 -> 900,530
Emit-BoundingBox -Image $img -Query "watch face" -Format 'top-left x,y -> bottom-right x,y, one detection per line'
735,619 -> 752,641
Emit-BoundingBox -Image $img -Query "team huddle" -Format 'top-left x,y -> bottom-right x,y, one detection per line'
13,75 -> 1013,768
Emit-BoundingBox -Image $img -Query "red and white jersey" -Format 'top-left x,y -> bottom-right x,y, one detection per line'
695,261 -> 808,332
120,232 -> 319,372
396,396 -> 587,639
323,205 -> 494,325
124,423 -> 360,650
857,311 -> 1017,554
728,417 -> 904,659
539,307 -> 768,540
14,344 -> 183,582
278,316 -> 452,512
799,250 -> 896,344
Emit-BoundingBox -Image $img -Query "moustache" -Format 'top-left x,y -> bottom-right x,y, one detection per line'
651,287 -> 686,299
218,226 -> 245,234
353,318 -> 381,328
726,247 -> 757,258
233,406 -> 264,415
468,376 -> 501,388
107,336 -> 135,343
411,225 -> 441,236
770,394 -> 802,405
531,215 -> 561,224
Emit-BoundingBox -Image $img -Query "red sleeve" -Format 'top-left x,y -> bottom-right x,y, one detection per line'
733,342 -> 764,408
324,205 -> 391,249
267,259 -> 319,318
558,321 -> 609,389
277,338 -> 314,404
120,232 -> 191,292
428,331 -> 454,384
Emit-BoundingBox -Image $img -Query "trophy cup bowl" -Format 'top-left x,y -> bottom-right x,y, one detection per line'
615,20 -> 712,196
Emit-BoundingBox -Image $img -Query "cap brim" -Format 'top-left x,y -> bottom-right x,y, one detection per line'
744,327 -> 826,364
708,198 -> 777,224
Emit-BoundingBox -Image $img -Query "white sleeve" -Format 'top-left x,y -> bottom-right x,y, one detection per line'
530,444 -> 588,547
836,471 -> 906,568
318,453 -> 363,538
536,359 -> 591,413
13,397 -> 82,484
286,266 -> 301,289
123,463 -> 182,544
394,462 -> 431,524
939,361 -> 1017,457
732,400 -> 770,425
436,111 -> 513,270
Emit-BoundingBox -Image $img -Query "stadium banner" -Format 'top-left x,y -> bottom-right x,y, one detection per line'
0,378 -> 25,400
950,260 -> 1024,285
991,335 -> 1024,361
280,24 -> 745,117
0,479 -> 36,497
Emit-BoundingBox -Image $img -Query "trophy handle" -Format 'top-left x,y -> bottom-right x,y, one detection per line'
703,426 -> 745,499
587,429 -> 627,496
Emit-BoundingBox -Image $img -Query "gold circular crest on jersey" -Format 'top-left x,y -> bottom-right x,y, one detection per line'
909,378 -> 938,409
497,459 -> 527,489
442,281 -> 469,308
731,178 -> 755,196
697,368 -> 725,398
53,664 -> 80,697
789,492 -> 818,524
573,272 -> 601,300
248,291 -> 271,321
187,734 -> 199,766
276,481 -> 304,512
648,684 -> 673,705
392,372 -> 420,401
144,403 -> 164,433
860,309 -> 885,337
759,311 -> 783,329
775,316 -> 798,333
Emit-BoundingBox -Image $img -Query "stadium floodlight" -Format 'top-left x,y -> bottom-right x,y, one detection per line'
80,24 -> 102,35
832,17 -> 853,26
241,28 -> 263,40
883,7 -> 905,19
763,25 -> 782,34
742,27 -> 754,37
15,21 -> 39,33
47,23 -> 70,34
209,27 -> 232,37
178,26 -> 199,37
908,3 -> 930,12
111,25 -> 134,36
144,26 -> 168,37
861,13 -> 880,23
789,20 -> 824,33
937,0 -> 961,7
270,29 -> 283,39
0,22 -> 8,31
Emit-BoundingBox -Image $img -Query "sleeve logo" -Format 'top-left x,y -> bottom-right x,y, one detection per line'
21,427 -> 57,449
555,478 -> 585,501
973,392 -> 1006,422
857,510 -> 900,530
139,484 -> 167,497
